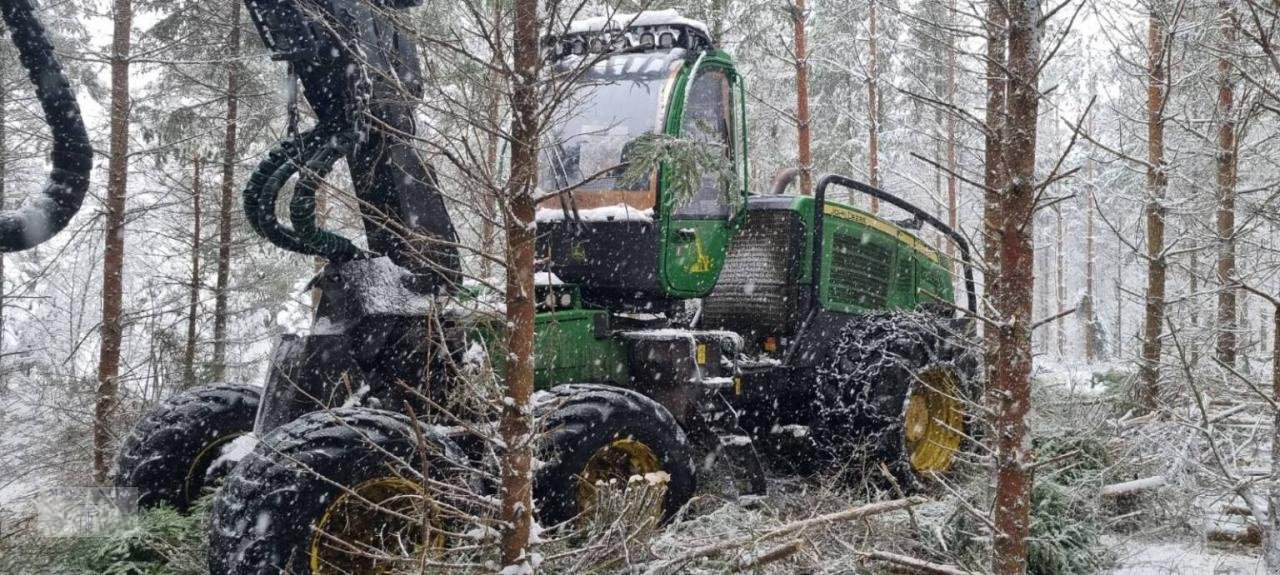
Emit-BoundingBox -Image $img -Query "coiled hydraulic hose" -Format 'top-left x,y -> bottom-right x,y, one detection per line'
0,0 -> 92,252
243,129 -> 363,260
288,134 -> 360,261
243,130 -> 328,255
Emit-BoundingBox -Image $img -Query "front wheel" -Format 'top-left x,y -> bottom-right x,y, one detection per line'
112,383 -> 260,511
207,407 -> 467,575
815,313 -> 978,487
534,384 -> 697,528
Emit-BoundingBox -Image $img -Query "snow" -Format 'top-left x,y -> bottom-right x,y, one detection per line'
535,205 -> 654,223
208,434 -> 259,472
533,271 -> 563,286
1110,538 -> 1265,574
567,10 -> 710,37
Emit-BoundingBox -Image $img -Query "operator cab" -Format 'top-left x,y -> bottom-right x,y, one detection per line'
536,12 -> 747,309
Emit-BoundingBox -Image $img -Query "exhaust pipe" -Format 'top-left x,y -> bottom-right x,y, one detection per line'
0,0 -> 92,252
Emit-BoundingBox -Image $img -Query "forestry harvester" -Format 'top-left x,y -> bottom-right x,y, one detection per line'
111,2 -> 980,573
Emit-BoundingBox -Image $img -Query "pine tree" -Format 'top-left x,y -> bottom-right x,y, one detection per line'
94,0 -> 134,483
990,0 -> 1042,569
1138,6 -> 1169,412
1214,0 -> 1238,366
212,0 -> 241,382
500,0 -> 538,566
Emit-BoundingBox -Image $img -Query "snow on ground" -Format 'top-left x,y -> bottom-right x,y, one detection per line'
1110,537 -> 1265,574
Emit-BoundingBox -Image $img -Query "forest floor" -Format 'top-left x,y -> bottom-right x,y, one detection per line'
0,359 -> 1274,573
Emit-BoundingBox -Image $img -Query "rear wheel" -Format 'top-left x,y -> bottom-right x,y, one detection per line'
207,407 -> 465,575
534,384 -> 696,529
815,313 -> 976,486
112,384 -> 260,511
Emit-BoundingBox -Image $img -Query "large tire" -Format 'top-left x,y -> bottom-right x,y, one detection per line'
112,383 -> 260,512
207,407 -> 466,575
534,384 -> 697,527
814,313 -> 978,487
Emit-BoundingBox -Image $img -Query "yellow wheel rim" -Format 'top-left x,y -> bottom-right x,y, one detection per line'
576,439 -> 665,521
904,368 -> 966,474
183,434 -> 240,502
309,477 -> 444,574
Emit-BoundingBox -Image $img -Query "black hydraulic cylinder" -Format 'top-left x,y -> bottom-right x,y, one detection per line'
242,0 -> 460,293
0,0 -> 92,252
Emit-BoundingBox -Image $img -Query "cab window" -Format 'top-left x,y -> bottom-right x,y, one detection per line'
672,68 -> 734,218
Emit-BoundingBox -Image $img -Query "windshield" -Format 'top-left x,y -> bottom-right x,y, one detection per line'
539,51 -> 684,214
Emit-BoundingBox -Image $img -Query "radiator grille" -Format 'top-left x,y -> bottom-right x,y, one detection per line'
827,232 -> 891,308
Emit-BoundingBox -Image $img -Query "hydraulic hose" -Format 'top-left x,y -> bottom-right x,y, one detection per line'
288,134 -> 361,261
243,129 -> 363,261
0,0 -> 92,252
243,130 -> 327,255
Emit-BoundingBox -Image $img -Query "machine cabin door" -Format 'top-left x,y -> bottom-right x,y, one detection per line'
662,65 -> 742,296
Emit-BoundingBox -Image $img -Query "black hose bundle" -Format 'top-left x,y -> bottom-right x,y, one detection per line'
0,0 -> 92,252
242,130 -> 362,261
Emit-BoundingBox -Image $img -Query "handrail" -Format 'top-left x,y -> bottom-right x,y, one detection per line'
812,174 -> 978,316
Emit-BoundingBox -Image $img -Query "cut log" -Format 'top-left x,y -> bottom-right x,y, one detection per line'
1207,524 -> 1261,546
639,497 -> 925,574
857,550 -> 973,574
1100,475 -> 1166,497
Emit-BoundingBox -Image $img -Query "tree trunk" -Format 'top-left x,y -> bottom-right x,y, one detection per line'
500,0 -> 538,566
946,0 -> 958,261
1056,205 -> 1065,357
0,71 -> 6,379
94,0 -> 133,483
1214,0 -> 1238,366
212,0 -> 241,382
792,0 -> 812,196
991,0 -> 1040,570
183,154 -> 202,388
1138,11 -> 1168,412
480,0 -> 504,277
867,0 -> 880,212
1268,306 -> 1280,571
1190,242 -> 1200,366
983,0 -> 1007,351
310,186 -> 326,310
1083,142 -> 1098,361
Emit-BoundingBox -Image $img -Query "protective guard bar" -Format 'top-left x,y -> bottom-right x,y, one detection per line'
812,174 -> 978,316
0,0 -> 92,253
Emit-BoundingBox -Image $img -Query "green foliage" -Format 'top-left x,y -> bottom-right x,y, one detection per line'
944,436 -> 1115,575
620,132 -> 735,209
1026,481 -> 1112,575
29,500 -> 210,575
1033,435 -> 1112,486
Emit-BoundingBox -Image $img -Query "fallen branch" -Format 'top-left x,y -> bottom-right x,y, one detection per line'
640,497 -> 925,574
735,538 -> 804,569
1207,524 -> 1261,546
1100,475 -> 1166,497
856,550 -> 973,574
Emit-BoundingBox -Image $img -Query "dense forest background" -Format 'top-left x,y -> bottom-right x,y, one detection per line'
2,0 -> 1279,572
